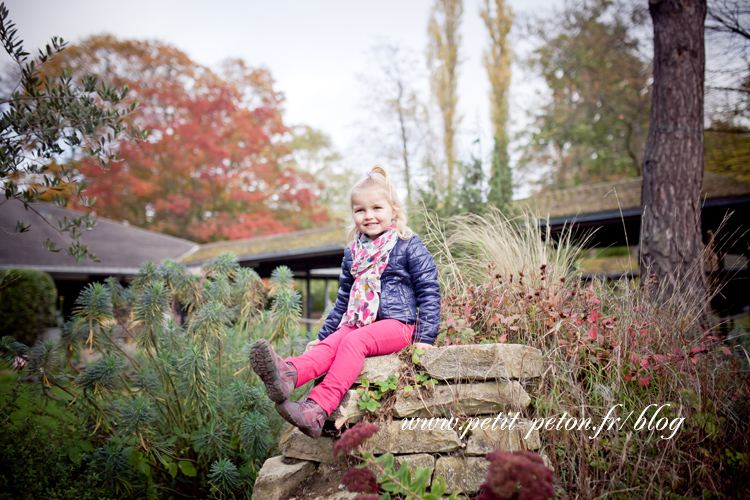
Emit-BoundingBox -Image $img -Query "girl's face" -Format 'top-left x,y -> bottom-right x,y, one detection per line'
351,189 -> 395,238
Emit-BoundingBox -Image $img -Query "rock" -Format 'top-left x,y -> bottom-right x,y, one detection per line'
252,455 -> 316,500
368,419 -> 461,454
328,390 -> 362,426
465,418 -> 541,455
419,344 -> 543,381
358,354 -> 403,383
289,491 -> 358,500
280,426 -> 342,463
434,456 -> 489,494
393,381 -> 531,418
393,454 -> 436,486
326,493 -> 359,500
309,492 -> 359,500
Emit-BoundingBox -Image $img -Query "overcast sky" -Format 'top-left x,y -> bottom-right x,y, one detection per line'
5,0 -> 560,196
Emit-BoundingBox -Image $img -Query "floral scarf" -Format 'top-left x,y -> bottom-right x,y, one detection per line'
339,225 -> 399,328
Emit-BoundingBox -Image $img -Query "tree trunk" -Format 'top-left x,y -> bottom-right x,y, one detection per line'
640,0 -> 708,309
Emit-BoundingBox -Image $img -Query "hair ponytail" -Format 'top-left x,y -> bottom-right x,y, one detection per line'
347,165 -> 414,242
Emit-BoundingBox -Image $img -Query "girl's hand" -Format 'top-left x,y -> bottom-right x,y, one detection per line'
413,342 -> 435,350
305,339 -> 321,351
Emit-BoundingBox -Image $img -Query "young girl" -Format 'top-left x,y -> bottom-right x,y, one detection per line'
249,165 -> 441,439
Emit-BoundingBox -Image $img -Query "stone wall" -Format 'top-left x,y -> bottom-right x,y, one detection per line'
252,343 -> 544,500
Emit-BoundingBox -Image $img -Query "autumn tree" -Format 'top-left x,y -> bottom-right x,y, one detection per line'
428,0 -> 463,198
640,0 -> 708,305
520,0 -> 652,190
480,0 -> 513,211
0,4 -> 144,262
43,35 -> 328,242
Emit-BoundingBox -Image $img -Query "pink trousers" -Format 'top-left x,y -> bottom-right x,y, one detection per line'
286,319 -> 414,416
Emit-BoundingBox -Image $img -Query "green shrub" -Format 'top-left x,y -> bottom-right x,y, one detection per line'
1,255 -> 312,499
0,379 -> 116,500
0,269 -> 57,346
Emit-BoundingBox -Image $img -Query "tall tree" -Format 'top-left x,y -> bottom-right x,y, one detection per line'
356,42 -> 432,199
520,0 -> 652,190
640,0 -> 708,305
427,0 -> 463,197
41,36 -> 328,242
480,0 -> 513,211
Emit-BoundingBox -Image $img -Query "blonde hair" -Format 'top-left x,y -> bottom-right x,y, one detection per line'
347,165 -> 414,242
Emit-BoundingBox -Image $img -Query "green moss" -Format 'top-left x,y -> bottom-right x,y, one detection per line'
182,226 -> 347,263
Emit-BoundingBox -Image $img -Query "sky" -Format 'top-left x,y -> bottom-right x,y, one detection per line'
4,0 -> 560,197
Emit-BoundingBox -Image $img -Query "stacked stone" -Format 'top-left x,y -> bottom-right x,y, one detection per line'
252,343 -> 544,500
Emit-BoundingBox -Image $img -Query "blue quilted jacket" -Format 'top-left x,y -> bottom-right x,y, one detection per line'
318,234 -> 442,345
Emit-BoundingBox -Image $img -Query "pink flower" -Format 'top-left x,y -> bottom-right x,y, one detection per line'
477,450 -> 555,500
342,467 -> 379,493
334,422 -> 380,458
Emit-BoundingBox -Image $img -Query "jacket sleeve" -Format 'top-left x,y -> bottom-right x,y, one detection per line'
406,236 -> 441,345
318,248 -> 354,341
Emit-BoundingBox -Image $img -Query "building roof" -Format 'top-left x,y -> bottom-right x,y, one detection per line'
0,200 -> 199,276
182,225 -> 348,265
4,172 -> 747,281
516,172 -> 750,218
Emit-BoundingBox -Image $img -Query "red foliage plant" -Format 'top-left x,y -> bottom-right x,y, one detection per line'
438,264 -> 733,390
477,450 -> 554,500
334,422 -> 380,458
341,467 -> 380,493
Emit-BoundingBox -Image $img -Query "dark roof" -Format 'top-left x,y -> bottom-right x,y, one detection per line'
516,172 -> 750,218
0,200 -> 199,276
514,173 -> 750,252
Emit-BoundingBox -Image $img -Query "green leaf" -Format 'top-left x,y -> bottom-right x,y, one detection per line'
412,467 -> 431,494
168,462 -> 178,478
381,482 -> 402,493
76,439 -> 94,452
178,461 -> 197,477
136,458 -> 150,475
429,476 -> 448,498
376,453 -> 395,473
363,399 -> 381,412
403,385 -> 414,392
66,445 -> 83,465
395,462 -> 411,485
